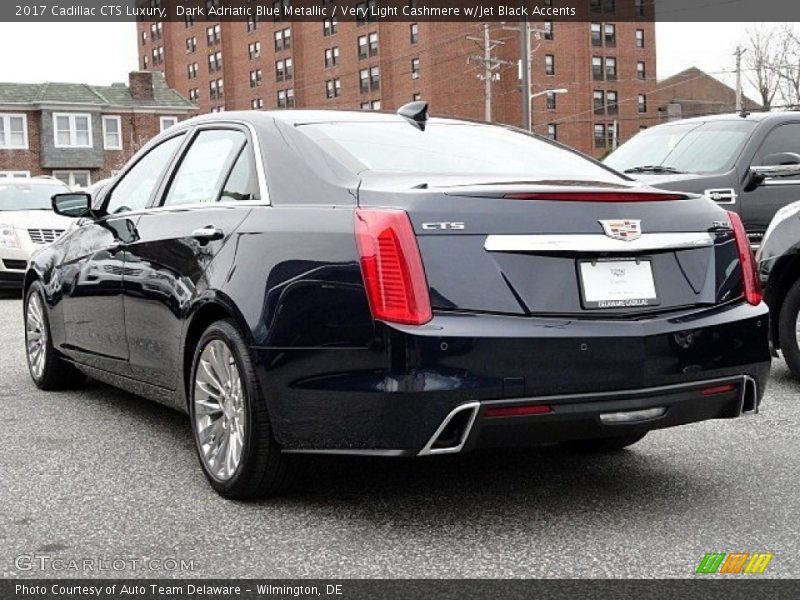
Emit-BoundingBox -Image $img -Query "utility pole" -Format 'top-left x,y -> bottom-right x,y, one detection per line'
612,119 -> 618,151
467,24 -> 513,122
520,17 -> 531,131
734,46 -> 747,112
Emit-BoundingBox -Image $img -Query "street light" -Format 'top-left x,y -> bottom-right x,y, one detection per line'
529,88 -> 568,133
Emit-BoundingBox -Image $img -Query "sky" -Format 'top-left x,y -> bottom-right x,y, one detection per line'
0,21 -> 771,95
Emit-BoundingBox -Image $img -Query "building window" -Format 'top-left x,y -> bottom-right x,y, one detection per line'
151,46 -> 164,65
547,123 -> 557,140
185,14 -> 195,27
251,68 -> 263,87
545,54 -> 554,76
211,106 -> 226,113
142,55 -> 148,69
150,22 -> 162,41
356,0 -> 376,25
637,61 -> 646,80
594,124 -> 606,148
274,28 -> 291,51
0,171 -> 31,178
277,88 -> 294,108
0,114 -> 28,149
592,56 -> 603,80
410,23 -> 419,44
53,170 -> 91,188
325,78 -> 342,99
638,94 -> 647,113
605,57 -> 617,81
358,35 -> 368,60
590,0 -> 601,12
275,59 -> 292,81
186,36 -> 197,53
607,121 -> 618,147
323,17 -> 338,36
368,32 -> 378,56
324,47 -> 339,68
593,90 -> 605,114
208,51 -> 223,73
635,0 -> 644,16
189,88 -> 200,103
591,23 -> 602,47
603,0 -> 615,12
246,15 -> 258,32
249,41 -> 261,60
273,0 -> 289,21
413,92 -> 421,101
370,66 -> 380,91
206,24 -> 221,46
411,58 -> 420,80
141,31 -> 147,46
546,91 -> 556,110
102,116 -> 122,150
160,116 -> 178,131
187,63 -> 198,79
209,79 -> 223,100
607,90 -> 618,114
251,98 -> 264,109
53,113 -> 92,148
636,29 -> 644,48
544,20 -> 553,41
360,102 -> 370,110
360,68 -> 369,93
371,100 -> 381,110
604,23 -> 616,47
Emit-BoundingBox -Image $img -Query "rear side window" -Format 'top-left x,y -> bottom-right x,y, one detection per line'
163,129 -> 247,206
754,123 -> 800,166
220,148 -> 259,202
105,134 -> 185,215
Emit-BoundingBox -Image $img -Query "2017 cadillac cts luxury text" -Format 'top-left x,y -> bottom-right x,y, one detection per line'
23,105 -> 771,499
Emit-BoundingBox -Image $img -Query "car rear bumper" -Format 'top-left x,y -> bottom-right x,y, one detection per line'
255,300 -> 771,455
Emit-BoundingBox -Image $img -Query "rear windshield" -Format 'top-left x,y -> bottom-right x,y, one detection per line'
605,120 -> 757,175
0,182 -> 68,211
299,121 -> 627,184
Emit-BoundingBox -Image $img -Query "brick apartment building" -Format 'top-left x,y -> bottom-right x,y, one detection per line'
0,71 -> 196,186
137,3 -> 656,157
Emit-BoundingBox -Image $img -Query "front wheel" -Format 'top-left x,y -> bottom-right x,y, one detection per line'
189,320 -> 291,499
778,278 -> 800,380
561,433 -> 647,452
24,282 -> 85,390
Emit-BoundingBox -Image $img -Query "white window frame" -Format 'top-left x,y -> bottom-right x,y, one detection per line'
53,170 -> 92,188
0,170 -> 30,178
160,116 -> 179,132
0,113 -> 29,150
102,115 -> 123,150
53,112 -> 93,148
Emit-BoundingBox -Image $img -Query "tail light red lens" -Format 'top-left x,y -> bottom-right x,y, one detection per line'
727,210 -> 762,306
503,192 -> 689,202
484,404 -> 553,418
355,208 -> 432,325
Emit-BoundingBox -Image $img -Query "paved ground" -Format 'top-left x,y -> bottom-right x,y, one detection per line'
1,291 -> 799,579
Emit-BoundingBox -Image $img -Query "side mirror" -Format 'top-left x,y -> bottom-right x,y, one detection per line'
52,192 -> 92,218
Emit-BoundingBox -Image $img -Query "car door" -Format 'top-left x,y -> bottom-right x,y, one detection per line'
122,125 -> 262,389
59,132 -> 187,374
741,122 -> 800,245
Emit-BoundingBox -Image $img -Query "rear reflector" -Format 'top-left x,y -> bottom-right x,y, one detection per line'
727,211 -> 762,306
355,208 -> 432,326
503,192 -> 689,202
484,404 -> 552,418
701,383 -> 737,396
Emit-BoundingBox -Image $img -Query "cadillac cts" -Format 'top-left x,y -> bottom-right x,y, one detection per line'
23,107 -> 770,499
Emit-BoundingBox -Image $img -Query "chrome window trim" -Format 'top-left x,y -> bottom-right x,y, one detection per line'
484,232 -> 714,253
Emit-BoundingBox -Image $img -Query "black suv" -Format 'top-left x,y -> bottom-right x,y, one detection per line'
605,112 -> 800,247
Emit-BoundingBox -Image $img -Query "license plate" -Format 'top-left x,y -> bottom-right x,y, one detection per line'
578,259 -> 659,309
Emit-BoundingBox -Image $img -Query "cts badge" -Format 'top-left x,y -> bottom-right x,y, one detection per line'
599,219 -> 642,241
421,222 -> 465,230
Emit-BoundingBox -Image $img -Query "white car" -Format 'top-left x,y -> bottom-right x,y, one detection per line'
0,177 -> 75,290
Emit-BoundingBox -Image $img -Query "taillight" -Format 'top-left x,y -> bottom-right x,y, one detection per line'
727,210 -> 762,306
503,192 -> 689,202
355,208 -> 432,325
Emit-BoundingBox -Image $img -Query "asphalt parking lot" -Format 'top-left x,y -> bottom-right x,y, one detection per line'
1,291 -> 799,579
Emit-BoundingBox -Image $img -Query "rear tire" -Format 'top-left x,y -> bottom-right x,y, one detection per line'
24,282 -> 85,390
188,319 -> 291,499
561,433 -> 647,452
778,278 -> 800,380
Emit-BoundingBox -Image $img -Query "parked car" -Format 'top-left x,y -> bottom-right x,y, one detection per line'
604,111 -> 800,247
23,108 -> 770,499
756,166 -> 800,377
0,177 -> 74,289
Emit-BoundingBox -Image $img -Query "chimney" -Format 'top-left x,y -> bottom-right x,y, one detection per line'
129,71 -> 154,101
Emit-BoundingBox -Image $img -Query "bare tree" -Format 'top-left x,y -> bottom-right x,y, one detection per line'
777,24 -> 800,108
744,25 -> 783,110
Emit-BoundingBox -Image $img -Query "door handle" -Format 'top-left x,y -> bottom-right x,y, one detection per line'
191,226 -> 224,244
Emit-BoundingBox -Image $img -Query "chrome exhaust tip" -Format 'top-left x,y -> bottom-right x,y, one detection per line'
418,402 -> 480,456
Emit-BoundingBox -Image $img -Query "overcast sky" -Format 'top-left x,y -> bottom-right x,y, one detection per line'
0,22 -> 772,96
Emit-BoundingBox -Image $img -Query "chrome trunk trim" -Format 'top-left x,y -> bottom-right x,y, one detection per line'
484,232 -> 714,253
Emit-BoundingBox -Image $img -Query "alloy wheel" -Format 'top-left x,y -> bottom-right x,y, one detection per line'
193,339 -> 246,481
26,293 -> 47,380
